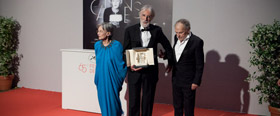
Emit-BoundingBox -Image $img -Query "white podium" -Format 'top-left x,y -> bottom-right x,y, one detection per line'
61,49 -> 127,115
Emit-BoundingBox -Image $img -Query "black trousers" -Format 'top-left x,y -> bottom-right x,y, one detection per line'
128,74 -> 157,116
172,84 -> 196,116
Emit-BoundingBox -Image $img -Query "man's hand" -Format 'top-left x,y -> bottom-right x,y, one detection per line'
165,65 -> 172,73
277,79 -> 280,86
191,83 -> 198,90
158,49 -> 165,59
130,65 -> 143,72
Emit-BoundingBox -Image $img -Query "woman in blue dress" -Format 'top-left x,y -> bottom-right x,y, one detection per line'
94,22 -> 127,116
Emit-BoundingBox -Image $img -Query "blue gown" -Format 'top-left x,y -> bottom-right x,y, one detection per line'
94,40 -> 127,116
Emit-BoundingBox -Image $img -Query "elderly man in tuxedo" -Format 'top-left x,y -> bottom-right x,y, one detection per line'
172,19 -> 204,116
123,5 -> 173,116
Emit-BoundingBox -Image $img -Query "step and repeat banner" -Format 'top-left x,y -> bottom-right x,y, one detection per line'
83,0 -> 173,49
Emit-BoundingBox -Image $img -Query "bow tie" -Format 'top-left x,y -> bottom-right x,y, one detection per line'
141,27 -> 150,32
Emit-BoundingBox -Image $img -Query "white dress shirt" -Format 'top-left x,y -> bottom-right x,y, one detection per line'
175,33 -> 191,62
140,26 -> 151,47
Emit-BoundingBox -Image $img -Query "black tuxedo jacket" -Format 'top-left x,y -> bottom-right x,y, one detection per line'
172,33 -> 204,87
123,23 -> 173,83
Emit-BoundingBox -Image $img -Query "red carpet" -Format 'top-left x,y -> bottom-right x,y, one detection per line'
0,88 -> 257,116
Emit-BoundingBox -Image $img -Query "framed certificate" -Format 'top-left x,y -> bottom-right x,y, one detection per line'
126,48 -> 154,68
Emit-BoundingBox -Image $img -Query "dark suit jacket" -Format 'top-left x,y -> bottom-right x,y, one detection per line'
123,23 -> 173,84
172,33 -> 204,87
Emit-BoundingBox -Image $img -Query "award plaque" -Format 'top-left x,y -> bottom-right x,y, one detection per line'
126,48 -> 154,68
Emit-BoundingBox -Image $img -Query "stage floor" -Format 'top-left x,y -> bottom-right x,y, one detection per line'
0,88 -> 258,116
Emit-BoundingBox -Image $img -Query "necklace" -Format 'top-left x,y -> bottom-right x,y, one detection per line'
101,40 -> 114,49
102,40 -> 111,47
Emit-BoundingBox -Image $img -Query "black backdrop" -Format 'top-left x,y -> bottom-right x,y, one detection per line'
83,0 -> 173,49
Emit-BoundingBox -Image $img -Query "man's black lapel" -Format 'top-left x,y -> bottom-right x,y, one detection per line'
133,24 -> 142,47
173,36 -> 178,63
147,24 -> 156,48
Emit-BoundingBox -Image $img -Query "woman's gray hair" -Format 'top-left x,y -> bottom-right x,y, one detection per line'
175,19 -> 191,30
110,0 -> 123,5
139,5 -> 155,19
97,22 -> 115,39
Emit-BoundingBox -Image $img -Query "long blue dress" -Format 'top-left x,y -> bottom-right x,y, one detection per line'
94,40 -> 127,116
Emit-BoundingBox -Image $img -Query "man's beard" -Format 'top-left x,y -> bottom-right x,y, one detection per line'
140,20 -> 150,27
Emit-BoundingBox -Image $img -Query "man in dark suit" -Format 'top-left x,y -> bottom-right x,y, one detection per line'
123,5 -> 173,116
172,19 -> 204,116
